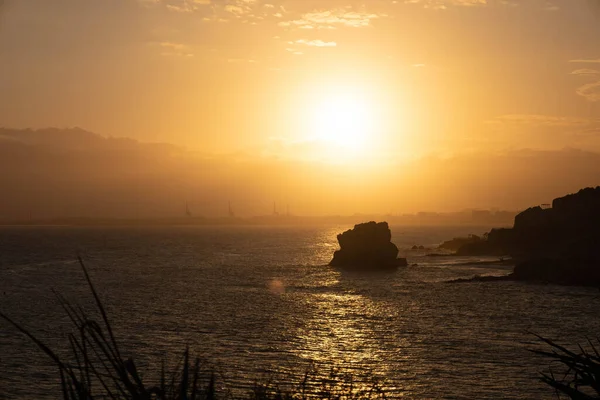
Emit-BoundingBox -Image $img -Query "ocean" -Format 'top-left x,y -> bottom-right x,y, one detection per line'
1,225 -> 599,399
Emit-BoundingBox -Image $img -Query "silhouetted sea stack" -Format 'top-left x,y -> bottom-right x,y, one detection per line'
329,221 -> 408,270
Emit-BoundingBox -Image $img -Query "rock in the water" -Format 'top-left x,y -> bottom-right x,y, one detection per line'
445,186 -> 600,287
509,258 -> 600,287
454,187 -> 600,260
329,221 -> 407,269
439,234 -> 486,253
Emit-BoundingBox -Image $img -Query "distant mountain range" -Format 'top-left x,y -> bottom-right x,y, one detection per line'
0,127 -> 178,152
0,127 -> 599,221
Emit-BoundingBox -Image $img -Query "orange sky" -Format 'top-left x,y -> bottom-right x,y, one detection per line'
1,1 -> 600,217
3,0 -> 600,155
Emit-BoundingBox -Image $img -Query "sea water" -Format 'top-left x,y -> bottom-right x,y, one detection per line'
1,225 -> 599,398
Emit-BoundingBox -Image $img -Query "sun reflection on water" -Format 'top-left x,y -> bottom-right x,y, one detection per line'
285,286 -> 415,395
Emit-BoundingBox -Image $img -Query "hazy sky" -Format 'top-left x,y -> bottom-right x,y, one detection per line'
3,0 -> 600,159
1,1 -> 600,218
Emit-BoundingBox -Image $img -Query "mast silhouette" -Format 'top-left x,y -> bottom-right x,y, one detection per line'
228,201 -> 235,218
185,202 -> 192,217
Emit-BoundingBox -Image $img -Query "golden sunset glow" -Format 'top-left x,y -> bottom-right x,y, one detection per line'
1,0 -> 600,218
294,82 -> 387,163
310,91 -> 373,152
4,2 -> 600,399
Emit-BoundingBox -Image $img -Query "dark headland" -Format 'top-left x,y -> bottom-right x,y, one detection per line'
448,187 -> 600,287
330,221 -> 408,270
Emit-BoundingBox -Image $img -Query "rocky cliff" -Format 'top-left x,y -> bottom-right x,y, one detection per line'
456,187 -> 600,286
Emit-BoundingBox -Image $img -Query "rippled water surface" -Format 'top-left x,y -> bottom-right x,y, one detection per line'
1,225 -> 600,399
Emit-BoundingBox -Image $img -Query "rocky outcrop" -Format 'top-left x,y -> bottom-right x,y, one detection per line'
438,230 -> 514,256
455,228 -> 514,256
451,187 -> 600,286
330,221 -> 408,270
509,258 -> 600,287
452,258 -> 600,287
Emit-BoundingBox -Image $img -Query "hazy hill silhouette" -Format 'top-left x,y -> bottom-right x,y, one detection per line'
1,127 -> 600,221
0,127 -> 178,152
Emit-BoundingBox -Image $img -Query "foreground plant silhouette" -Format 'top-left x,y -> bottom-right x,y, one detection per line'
533,334 -> 600,399
0,257 -> 387,400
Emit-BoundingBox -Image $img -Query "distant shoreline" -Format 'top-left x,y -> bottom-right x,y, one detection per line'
0,216 -> 516,228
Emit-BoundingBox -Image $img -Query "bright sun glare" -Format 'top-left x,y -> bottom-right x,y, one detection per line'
310,91 -> 373,152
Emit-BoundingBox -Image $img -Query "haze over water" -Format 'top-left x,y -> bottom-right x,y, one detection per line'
2,225 -> 600,398
3,1 -> 600,221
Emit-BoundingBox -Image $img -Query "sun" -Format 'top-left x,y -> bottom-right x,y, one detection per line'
309,90 -> 374,152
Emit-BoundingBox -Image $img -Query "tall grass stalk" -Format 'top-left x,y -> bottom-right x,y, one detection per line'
533,334 -> 600,399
